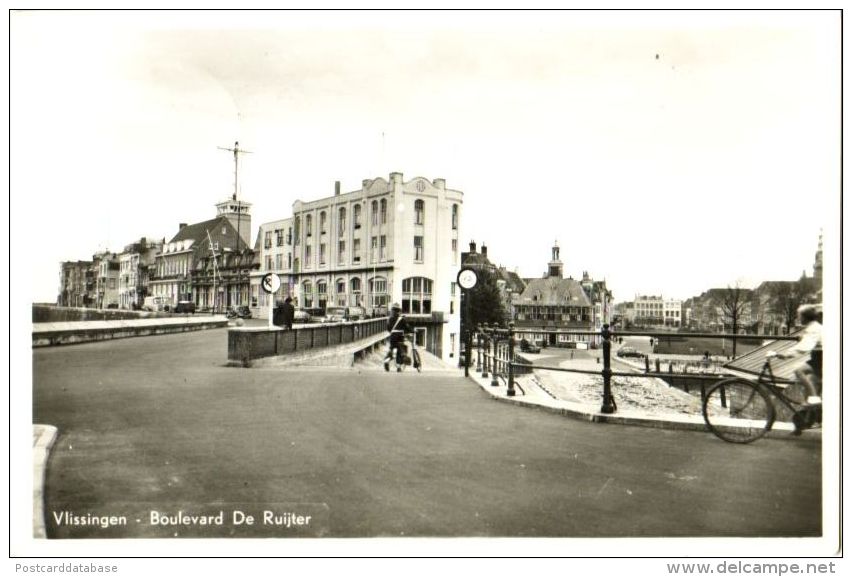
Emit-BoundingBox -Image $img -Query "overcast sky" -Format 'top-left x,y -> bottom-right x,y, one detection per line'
11,10 -> 838,303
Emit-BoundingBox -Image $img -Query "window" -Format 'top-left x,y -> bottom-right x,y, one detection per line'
320,211 -> 327,235
274,254 -> 282,270
276,229 -> 284,246
319,243 -> 326,265
305,244 -> 312,265
317,281 -> 328,309
402,276 -> 433,314
302,280 -> 313,308
264,231 -> 272,249
452,204 -> 458,230
414,199 -> 424,225
452,239 -> 458,264
371,201 -> 378,225
450,282 -> 456,297
351,277 -> 362,305
306,214 -> 313,237
353,204 -> 361,228
380,199 -> 387,224
294,217 -> 301,245
338,240 -> 345,264
370,277 -> 388,308
338,207 -> 346,235
336,279 -> 346,306
380,235 -> 387,260
353,238 -> 361,263
370,236 -> 378,263
414,236 -> 423,262
287,253 -> 292,270
287,227 -> 293,245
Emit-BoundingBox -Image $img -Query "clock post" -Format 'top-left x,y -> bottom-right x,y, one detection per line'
457,268 -> 478,378
261,273 -> 281,329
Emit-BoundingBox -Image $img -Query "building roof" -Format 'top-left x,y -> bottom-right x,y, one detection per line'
517,276 -> 592,307
168,217 -> 228,244
723,329 -> 805,383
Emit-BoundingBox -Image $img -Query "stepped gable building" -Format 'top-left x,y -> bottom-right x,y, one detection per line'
251,172 -> 463,362
513,242 -> 611,348
149,197 -> 256,310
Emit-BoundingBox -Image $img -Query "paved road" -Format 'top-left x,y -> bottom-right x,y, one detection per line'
33,328 -> 822,538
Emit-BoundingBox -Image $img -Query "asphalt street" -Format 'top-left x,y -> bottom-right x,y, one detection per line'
33,328 -> 822,538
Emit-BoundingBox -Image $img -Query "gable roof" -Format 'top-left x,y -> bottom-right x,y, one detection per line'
518,276 -> 591,306
723,329 -> 805,383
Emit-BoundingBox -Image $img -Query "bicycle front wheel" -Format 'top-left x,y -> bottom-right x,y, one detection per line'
413,349 -> 422,372
703,378 -> 775,443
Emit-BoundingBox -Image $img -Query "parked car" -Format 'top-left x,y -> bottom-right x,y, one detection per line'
345,306 -> 366,321
142,296 -> 166,312
322,306 -> 348,323
293,309 -> 311,324
226,305 -> 252,319
616,346 -> 644,358
519,339 -> 541,354
174,300 -> 196,314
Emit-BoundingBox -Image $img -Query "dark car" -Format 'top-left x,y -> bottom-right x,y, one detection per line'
616,346 -> 644,358
519,339 -> 541,354
174,300 -> 196,314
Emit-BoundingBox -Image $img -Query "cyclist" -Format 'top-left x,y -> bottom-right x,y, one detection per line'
383,303 -> 410,371
776,303 -> 822,405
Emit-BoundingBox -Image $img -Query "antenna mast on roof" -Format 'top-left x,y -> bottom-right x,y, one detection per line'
217,140 -> 253,253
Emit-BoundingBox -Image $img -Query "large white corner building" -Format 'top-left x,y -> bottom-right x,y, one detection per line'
251,172 -> 464,362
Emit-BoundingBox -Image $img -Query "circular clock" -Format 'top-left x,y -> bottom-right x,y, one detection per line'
261,272 -> 281,294
457,268 -> 478,290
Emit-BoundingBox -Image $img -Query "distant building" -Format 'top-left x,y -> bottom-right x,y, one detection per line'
250,217 -> 294,317
150,197 -> 255,310
118,237 -> 162,309
58,260 -> 93,307
460,241 -> 526,323
94,251 -> 120,308
513,242 -> 611,348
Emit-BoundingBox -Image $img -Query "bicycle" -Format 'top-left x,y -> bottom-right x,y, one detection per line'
393,333 -> 422,372
702,352 -> 821,443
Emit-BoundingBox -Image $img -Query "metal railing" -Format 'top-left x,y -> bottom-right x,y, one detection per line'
473,323 -> 800,414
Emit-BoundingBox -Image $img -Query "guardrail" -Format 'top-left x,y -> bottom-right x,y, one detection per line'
227,318 -> 389,365
473,323 -> 799,413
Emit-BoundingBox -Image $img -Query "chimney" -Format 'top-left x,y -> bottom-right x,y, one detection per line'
469,240 -> 477,253
335,181 -> 341,196
481,244 -> 488,258
179,223 -> 187,230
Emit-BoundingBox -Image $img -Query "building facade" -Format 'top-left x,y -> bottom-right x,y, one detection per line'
58,260 -> 93,307
94,252 -> 120,308
252,172 -> 463,361
513,243 -> 611,348
118,238 -> 163,309
150,198 -> 255,310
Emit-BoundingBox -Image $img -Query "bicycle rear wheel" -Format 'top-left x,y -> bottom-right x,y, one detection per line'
703,378 -> 775,443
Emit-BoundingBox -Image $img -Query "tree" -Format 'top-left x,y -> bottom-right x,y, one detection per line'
465,268 -> 507,329
721,284 -> 752,358
772,274 -> 815,332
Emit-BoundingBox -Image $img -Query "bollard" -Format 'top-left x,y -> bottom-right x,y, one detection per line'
645,356 -> 650,373
491,341 -> 500,387
655,358 -> 661,373
476,328 -> 483,374
600,324 -> 615,413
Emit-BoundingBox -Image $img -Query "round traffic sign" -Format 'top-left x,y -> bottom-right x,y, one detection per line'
457,268 -> 478,290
